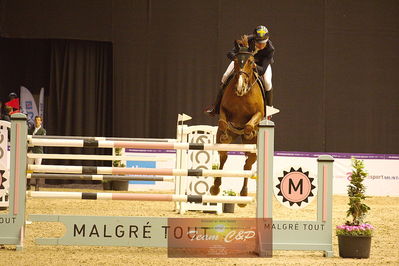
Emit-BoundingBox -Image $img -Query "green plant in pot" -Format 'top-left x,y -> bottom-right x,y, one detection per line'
222,189 -> 236,213
336,158 -> 374,258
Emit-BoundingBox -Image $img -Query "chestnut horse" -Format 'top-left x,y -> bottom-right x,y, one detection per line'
210,37 -> 265,207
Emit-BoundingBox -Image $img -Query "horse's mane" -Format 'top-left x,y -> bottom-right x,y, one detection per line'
236,35 -> 249,48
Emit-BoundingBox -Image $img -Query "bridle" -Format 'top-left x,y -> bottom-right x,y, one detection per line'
238,70 -> 250,79
234,51 -> 261,95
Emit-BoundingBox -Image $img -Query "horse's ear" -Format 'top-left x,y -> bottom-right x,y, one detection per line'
234,40 -> 241,50
241,35 -> 249,47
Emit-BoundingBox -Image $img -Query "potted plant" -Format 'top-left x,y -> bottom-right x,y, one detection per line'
336,158 -> 374,258
222,189 -> 236,213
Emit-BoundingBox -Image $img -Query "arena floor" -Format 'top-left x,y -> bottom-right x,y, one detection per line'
1,189 -> 398,265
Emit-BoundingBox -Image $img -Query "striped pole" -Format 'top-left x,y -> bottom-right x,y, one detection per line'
27,191 -> 254,204
27,153 -> 170,162
30,135 -> 176,142
28,138 -> 257,153
28,165 -> 255,178
27,173 -> 175,182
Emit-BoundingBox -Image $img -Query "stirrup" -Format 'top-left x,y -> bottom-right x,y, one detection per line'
204,106 -> 217,117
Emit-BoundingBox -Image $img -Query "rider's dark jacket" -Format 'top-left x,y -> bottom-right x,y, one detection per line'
227,35 -> 275,76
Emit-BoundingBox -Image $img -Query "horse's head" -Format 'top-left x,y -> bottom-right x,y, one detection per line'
233,36 -> 255,96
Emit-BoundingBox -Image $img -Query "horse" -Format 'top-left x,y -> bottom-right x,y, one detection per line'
210,36 -> 265,207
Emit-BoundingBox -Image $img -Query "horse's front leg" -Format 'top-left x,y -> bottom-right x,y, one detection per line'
210,150 -> 228,196
218,108 -> 232,143
244,111 -> 263,140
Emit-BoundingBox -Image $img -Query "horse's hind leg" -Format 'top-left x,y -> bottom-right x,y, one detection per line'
238,151 -> 257,208
210,150 -> 227,195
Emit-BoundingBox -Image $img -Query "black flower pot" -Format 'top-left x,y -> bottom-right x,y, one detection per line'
223,203 -> 235,213
338,235 -> 371,258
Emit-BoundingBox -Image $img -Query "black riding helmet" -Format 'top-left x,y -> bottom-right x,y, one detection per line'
253,25 -> 269,43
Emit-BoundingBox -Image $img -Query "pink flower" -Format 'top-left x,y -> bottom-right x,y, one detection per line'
346,172 -> 352,181
365,224 -> 374,229
337,223 -> 374,233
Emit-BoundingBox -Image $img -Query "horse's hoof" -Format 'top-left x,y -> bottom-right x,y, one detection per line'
238,187 -> 248,207
244,125 -> 253,134
220,133 -> 231,143
244,125 -> 255,140
218,120 -> 228,132
244,132 -> 254,140
210,185 -> 220,195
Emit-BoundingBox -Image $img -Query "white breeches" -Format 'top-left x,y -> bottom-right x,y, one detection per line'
28,154 -> 42,166
221,61 -> 272,91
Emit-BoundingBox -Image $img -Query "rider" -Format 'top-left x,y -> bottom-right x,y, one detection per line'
205,25 -> 275,116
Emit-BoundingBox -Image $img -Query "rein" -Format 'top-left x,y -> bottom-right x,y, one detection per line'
236,65 -> 261,93
234,50 -> 260,93
238,71 -> 250,79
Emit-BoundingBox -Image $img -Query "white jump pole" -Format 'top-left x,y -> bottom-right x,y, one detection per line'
27,153 -> 169,162
30,135 -> 176,142
26,173 -> 175,182
27,164 -> 256,178
28,138 -> 257,153
27,191 -> 254,204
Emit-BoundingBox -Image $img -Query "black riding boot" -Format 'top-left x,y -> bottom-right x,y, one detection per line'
265,89 -> 273,106
204,83 -> 225,116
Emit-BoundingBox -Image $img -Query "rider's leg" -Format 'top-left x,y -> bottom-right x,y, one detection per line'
205,61 -> 234,116
221,61 -> 235,84
263,65 -> 273,106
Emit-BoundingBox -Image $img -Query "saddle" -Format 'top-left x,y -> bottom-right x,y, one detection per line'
254,72 -> 266,93
254,72 -> 268,115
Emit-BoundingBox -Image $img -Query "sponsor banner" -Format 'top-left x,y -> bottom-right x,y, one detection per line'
39,87 -> 44,118
0,121 -> 9,171
275,152 -> 399,197
276,151 -> 399,160
125,149 -> 175,191
127,161 -> 156,184
34,216 -> 271,254
0,121 -> 10,205
125,148 -> 175,154
273,166 -> 317,209
125,149 -> 399,197
167,218 -> 272,258
20,86 -> 38,126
